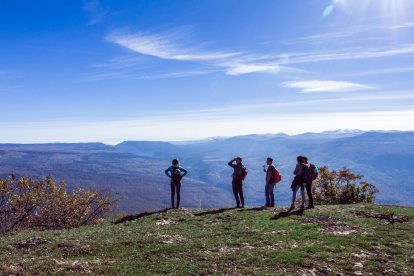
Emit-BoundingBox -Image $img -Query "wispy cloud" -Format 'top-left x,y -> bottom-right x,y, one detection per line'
83,0 -> 108,25
282,80 -> 374,93
99,29 -> 309,79
279,43 -> 414,65
107,30 -> 241,62
341,67 -> 414,77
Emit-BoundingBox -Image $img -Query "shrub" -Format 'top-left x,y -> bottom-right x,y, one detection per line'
0,175 -> 112,235
312,166 -> 379,205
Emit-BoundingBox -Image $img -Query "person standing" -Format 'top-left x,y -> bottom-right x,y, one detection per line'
263,157 -> 281,208
289,156 -> 307,210
228,157 -> 247,208
164,159 -> 188,209
303,156 -> 315,209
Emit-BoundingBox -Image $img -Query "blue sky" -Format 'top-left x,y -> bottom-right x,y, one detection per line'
1,0 -> 414,143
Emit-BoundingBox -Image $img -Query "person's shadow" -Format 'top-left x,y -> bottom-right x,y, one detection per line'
271,208 -> 304,220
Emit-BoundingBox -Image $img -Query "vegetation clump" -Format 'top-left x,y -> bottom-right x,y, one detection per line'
313,166 -> 379,205
0,176 -> 112,235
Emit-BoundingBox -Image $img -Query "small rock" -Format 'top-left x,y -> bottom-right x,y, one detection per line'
354,262 -> 364,268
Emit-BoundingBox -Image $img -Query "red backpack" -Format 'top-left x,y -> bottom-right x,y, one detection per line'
272,168 -> 282,183
309,164 -> 318,180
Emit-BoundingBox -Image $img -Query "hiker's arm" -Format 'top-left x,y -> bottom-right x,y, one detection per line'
228,159 -> 236,168
164,167 -> 172,178
180,167 -> 188,177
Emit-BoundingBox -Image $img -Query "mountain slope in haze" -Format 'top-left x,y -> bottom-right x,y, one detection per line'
0,130 -> 413,212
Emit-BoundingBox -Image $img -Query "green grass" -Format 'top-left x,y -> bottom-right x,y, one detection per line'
1,204 -> 413,275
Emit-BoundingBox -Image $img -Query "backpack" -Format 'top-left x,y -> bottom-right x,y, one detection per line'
172,168 -> 182,183
239,166 -> 248,181
309,164 -> 318,180
272,168 -> 282,184
301,164 -> 311,182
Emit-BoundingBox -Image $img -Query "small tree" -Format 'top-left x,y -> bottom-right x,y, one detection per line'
313,166 -> 378,205
0,175 -> 112,235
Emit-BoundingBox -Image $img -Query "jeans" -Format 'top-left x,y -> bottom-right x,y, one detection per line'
291,185 -> 305,208
265,183 -> 275,206
171,182 -> 181,208
232,179 -> 244,207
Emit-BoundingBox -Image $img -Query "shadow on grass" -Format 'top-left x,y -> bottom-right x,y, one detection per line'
113,208 -> 172,224
271,209 -> 304,220
194,208 -> 236,217
238,206 -> 266,212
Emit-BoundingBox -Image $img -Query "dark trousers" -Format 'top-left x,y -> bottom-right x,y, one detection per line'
265,183 -> 275,206
232,179 -> 244,207
305,181 -> 314,207
171,182 -> 181,208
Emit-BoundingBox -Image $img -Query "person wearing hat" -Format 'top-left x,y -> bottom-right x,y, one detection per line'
228,157 -> 247,208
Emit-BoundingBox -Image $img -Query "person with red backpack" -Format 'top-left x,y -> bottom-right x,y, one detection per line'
228,157 -> 247,208
303,156 -> 318,209
263,157 -> 282,208
289,156 -> 307,211
164,159 -> 188,209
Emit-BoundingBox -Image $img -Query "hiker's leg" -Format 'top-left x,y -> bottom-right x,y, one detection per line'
300,186 -> 305,209
306,181 -> 314,207
176,182 -> 181,208
238,181 -> 245,207
290,186 -> 298,208
265,184 -> 271,206
170,182 -> 175,208
232,180 -> 240,206
270,184 -> 275,207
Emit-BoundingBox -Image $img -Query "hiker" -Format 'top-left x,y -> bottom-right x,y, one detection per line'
263,157 -> 282,207
303,156 -> 317,209
289,156 -> 307,210
164,159 -> 188,209
228,157 -> 247,208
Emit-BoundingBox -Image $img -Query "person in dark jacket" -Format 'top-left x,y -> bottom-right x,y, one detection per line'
164,159 -> 188,209
263,157 -> 278,207
228,157 -> 246,208
303,156 -> 314,209
289,156 -> 307,210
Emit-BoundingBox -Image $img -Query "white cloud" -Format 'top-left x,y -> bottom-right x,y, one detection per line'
107,31 -> 241,62
279,44 -> 414,65
105,30 -> 309,78
282,80 -> 374,93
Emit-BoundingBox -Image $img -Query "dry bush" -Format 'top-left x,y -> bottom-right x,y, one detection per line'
0,175 -> 112,235
313,166 -> 379,205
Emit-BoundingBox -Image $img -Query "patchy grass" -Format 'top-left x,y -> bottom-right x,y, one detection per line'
0,204 -> 413,275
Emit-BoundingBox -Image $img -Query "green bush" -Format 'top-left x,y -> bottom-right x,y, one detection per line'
313,166 -> 379,205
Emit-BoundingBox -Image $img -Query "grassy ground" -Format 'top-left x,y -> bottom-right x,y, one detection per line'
0,204 -> 413,275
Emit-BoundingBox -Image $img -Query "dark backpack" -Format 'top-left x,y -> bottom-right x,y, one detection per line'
237,166 -> 248,181
172,168 -> 182,183
301,164 -> 312,182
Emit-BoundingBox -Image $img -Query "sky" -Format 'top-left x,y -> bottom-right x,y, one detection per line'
1,0 -> 413,144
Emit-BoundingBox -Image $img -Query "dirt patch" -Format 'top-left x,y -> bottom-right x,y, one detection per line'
54,240 -> 94,256
319,225 -> 358,236
353,211 -> 410,225
14,238 -> 49,249
300,215 -> 347,225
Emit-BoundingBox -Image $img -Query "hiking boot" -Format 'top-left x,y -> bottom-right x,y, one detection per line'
306,205 -> 314,209
240,205 -> 245,208
269,204 -> 275,208
289,205 -> 295,211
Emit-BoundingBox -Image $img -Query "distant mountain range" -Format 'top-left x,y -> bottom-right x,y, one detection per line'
0,130 -> 413,212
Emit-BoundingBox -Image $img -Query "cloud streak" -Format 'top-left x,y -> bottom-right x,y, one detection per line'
282,80 -> 374,93
105,30 -> 306,78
